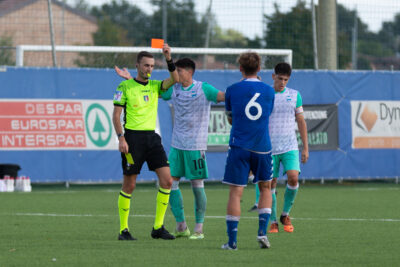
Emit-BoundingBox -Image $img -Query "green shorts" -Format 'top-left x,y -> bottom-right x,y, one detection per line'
168,147 -> 209,180
272,150 -> 300,178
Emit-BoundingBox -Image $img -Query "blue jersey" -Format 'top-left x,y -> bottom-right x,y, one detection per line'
225,78 -> 275,152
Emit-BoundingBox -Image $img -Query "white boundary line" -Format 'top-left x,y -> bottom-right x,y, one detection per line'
8,213 -> 400,222
12,187 -> 400,194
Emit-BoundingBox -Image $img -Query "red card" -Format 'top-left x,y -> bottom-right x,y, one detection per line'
151,39 -> 164,48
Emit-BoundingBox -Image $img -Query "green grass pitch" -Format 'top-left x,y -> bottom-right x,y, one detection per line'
0,182 -> 399,266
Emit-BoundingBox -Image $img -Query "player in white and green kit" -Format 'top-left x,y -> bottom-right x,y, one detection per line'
115,58 -> 224,239
249,63 -> 309,233
161,58 -> 224,239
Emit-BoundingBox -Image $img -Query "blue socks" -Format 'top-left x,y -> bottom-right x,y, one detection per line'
258,208 -> 271,236
226,215 -> 239,247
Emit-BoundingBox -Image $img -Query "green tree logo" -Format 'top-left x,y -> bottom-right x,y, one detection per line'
93,113 -> 106,141
85,103 -> 112,147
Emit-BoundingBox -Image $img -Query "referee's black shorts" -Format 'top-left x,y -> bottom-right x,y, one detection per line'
121,129 -> 169,175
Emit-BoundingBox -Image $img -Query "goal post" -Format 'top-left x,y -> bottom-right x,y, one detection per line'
15,45 -> 292,68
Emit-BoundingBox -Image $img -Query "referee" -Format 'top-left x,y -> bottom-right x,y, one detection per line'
112,43 -> 179,241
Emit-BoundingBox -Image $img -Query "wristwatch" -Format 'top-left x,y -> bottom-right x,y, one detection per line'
117,133 -> 123,138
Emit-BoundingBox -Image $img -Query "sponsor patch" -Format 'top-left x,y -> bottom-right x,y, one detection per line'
113,91 -> 123,101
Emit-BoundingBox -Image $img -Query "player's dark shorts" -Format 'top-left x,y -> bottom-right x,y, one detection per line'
223,146 -> 273,186
121,129 -> 169,175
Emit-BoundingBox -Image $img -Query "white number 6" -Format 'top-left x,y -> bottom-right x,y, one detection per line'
245,93 -> 262,120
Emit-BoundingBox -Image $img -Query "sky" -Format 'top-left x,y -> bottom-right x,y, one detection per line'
72,0 -> 400,39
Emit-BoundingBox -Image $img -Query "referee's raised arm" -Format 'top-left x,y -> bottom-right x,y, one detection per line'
161,43 -> 179,90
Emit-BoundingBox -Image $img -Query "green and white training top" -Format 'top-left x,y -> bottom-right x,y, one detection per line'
113,79 -> 163,131
268,87 -> 303,155
162,80 -> 219,150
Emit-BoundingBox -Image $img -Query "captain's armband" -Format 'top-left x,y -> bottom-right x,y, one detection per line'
295,106 -> 304,114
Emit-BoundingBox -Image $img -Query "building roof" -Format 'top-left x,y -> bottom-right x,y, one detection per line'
0,0 -> 96,23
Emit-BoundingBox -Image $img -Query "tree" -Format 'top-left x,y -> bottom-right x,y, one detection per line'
149,0 -> 207,47
335,4 -> 393,69
75,0 -> 211,68
264,1 -> 313,69
0,35 -> 14,66
207,26 -> 250,66
75,17 -> 136,68
263,1 -> 394,70
91,0 -> 152,46
210,26 -> 248,48
246,36 -> 263,49
72,0 -> 90,14
378,13 -> 400,54
91,0 -> 209,48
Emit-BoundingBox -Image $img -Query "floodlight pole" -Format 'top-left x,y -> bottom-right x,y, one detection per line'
351,8 -> 358,70
47,0 -> 57,67
162,0 -> 167,42
317,0 -> 337,70
60,0 -> 67,67
203,0 -> 213,69
312,0 -> 318,70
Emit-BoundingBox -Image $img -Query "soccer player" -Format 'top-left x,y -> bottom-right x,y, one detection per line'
249,62 -> 309,234
112,43 -> 179,241
222,52 -> 275,250
116,58 -> 224,240
161,58 -> 224,239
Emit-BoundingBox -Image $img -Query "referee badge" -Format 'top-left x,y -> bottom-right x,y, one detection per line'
143,95 -> 149,102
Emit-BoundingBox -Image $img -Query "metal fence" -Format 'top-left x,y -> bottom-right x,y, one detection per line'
0,0 -> 399,70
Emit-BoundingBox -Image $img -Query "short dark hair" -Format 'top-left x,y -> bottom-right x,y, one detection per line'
175,58 -> 196,74
274,62 -> 292,76
238,52 -> 260,75
137,51 -> 154,63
